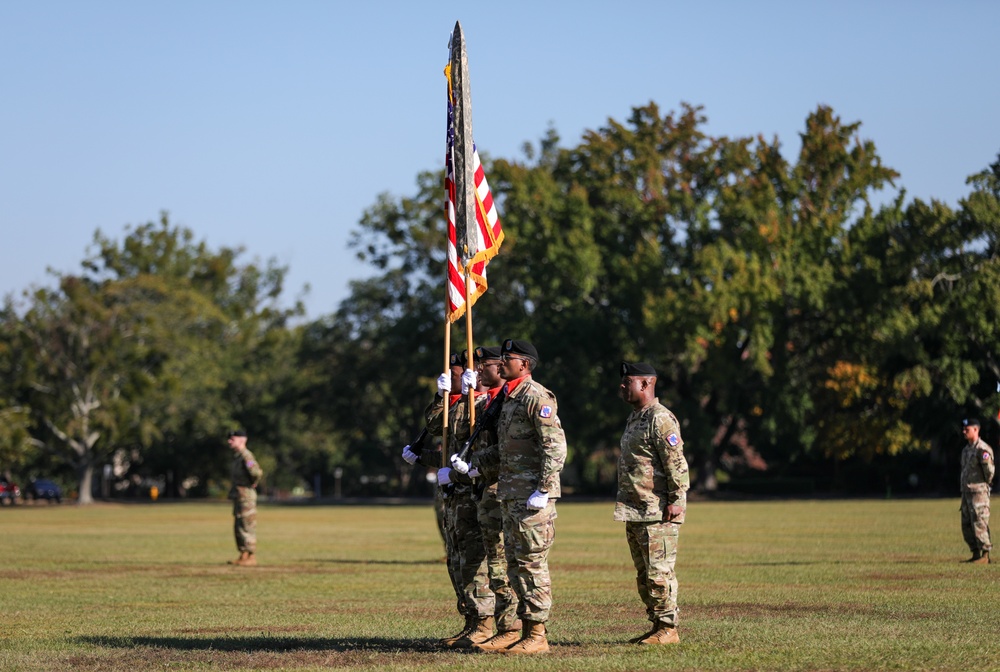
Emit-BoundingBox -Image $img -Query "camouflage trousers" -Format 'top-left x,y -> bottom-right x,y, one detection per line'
501,498 -> 557,623
476,484 -> 519,631
232,490 -> 258,553
446,487 -> 493,618
626,520 -> 680,627
961,487 -> 992,553
435,489 -> 464,614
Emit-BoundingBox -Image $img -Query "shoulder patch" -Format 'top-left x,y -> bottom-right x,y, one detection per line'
246,459 -> 256,468
984,452 -> 992,462
539,405 -> 553,419
667,433 -> 680,447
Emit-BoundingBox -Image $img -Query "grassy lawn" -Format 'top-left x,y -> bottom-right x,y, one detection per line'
0,497 -> 996,671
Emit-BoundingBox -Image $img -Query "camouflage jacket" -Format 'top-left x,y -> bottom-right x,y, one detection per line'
229,446 -> 263,499
418,393 -> 486,492
614,399 -> 690,523
496,376 -> 566,500
960,438 -> 995,491
469,388 -> 504,487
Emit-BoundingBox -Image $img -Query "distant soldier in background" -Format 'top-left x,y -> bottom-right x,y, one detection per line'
483,339 -> 566,655
615,361 -> 689,645
227,429 -> 263,567
959,417 -> 994,564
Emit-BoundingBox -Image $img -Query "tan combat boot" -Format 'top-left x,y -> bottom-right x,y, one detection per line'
501,620 -> 549,655
472,629 -> 521,652
454,616 -> 495,648
638,621 -> 679,645
439,615 -> 474,647
227,551 -> 249,565
236,552 -> 257,567
628,623 -> 658,644
972,550 -> 991,565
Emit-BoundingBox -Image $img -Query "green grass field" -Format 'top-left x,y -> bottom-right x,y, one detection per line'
0,498 -> 996,671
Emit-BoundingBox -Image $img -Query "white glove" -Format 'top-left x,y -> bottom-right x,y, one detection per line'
461,369 -> 478,394
450,454 -> 470,474
526,489 -> 549,510
436,372 -> 452,394
468,467 -> 480,478
437,467 -> 452,486
401,445 -> 418,465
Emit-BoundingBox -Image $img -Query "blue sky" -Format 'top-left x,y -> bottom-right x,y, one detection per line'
2,1 -> 998,318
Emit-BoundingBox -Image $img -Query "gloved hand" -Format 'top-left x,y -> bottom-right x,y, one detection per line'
450,453 -> 470,474
461,369 -> 478,394
526,489 -> 549,510
401,445 -> 418,465
468,467 -> 480,478
437,372 -> 452,395
437,467 -> 452,486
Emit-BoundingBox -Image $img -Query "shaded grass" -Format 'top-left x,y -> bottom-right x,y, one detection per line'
0,498 -> 997,670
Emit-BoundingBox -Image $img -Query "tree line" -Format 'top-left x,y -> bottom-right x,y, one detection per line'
2,102 -> 999,503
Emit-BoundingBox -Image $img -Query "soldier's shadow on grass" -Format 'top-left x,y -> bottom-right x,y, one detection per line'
310,558 -> 445,566
80,634 -> 442,654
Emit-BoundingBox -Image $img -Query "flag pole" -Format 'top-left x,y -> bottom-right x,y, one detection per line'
463,253 -> 476,427
441,313 -> 451,469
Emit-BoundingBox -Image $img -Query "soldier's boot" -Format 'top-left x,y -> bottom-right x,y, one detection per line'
439,614 -> 474,647
227,551 -> 250,565
453,616 -> 495,648
236,552 -> 257,567
471,620 -> 522,653
965,549 -> 984,563
638,620 -> 679,645
500,620 -> 549,655
972,550 -> 990,565
628,623 -> 658,644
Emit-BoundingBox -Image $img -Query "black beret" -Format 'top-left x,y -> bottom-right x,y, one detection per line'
475,345 -> 503,361
227,429 -> 247,438
502,339 -> 539,361
449,352 -> 463,367
621,361 -> 657,377
963,418 -> 981,427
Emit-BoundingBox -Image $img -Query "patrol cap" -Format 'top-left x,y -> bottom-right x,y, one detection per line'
228,429 -> 247,438
475,345 -> 503,361
502,339 -> 539,362
963,418 -> 981,427
621,361 -> 657,377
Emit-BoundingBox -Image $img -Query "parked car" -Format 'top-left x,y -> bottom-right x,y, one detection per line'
0,477 -> 20,505
24,478 -> 62,504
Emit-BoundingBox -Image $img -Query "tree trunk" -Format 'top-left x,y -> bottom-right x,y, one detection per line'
76,459 -> 95,504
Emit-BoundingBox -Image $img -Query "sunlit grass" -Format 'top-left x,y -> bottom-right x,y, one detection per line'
0,498 -> 996,671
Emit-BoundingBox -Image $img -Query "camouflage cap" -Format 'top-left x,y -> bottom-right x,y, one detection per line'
621,361 -> 657,377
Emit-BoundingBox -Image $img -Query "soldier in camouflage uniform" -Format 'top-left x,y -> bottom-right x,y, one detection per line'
404,352 -> 495,648
959,417 -> 994,564
615,361 -> 689,645
450,345 -> 521,649
226,429 -> 263,567
476,339 -> 566,655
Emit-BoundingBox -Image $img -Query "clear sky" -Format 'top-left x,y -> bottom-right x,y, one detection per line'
2,1 -> 998,318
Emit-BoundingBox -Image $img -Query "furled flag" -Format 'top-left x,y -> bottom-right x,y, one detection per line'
444,25 -> 503,323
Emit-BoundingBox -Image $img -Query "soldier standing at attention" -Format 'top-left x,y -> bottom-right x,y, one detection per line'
450,345 -> 521,650
960,417 -> 994,564
616,361 -> 689,645
227,429 -> 263,567
486,339 -> 566,655
405,352 -> 493,647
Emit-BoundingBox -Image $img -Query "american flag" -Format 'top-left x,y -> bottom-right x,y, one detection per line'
445,64 -> 503,323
